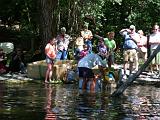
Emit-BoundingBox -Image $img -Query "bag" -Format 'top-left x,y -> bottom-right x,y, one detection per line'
63,70 -> 76,83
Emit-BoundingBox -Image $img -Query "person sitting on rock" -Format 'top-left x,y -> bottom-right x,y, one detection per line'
0,48 -> 8,74
9,48 -> 26,73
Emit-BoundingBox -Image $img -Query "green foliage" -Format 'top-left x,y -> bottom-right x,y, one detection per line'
1,0 -> 160,51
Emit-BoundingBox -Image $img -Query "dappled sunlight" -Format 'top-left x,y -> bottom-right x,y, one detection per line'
0,81 -> 160,120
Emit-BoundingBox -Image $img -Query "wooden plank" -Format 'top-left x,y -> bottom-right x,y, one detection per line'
111,44 -> 160,97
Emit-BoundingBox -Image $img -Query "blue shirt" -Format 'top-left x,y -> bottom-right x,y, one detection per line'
122,31 -> 138,49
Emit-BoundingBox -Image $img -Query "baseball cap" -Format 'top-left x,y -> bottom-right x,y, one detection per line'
129,25 -> 135,30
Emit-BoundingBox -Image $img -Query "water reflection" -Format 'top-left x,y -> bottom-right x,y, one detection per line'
0,82 -> 5,108
0,81 -> 159,120
44,84 -> 57,120
53,84 -> 78,119
123,85 -> 160,119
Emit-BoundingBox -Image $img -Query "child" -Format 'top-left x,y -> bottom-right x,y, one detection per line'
97,39 -> 108,60
74,36 -> 84,60
45,38 -> 57,83
104,32 -> 116,68
79,44 -> 89,59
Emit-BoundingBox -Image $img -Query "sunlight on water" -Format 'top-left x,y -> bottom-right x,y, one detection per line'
0,81 -> 160,120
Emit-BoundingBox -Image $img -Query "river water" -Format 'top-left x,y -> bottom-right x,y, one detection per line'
0,81 -> 160,120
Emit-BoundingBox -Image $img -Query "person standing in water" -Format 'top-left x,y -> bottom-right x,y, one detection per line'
45,38 -> 57,83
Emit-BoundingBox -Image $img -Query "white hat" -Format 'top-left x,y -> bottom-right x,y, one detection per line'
61,27 -> 66,32
129,25 -> 135,29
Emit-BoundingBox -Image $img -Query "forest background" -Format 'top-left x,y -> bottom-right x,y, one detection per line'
0,0 -> 160,61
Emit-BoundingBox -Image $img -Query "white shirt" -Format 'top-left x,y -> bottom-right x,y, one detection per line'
149,32 -> 160,50
56,34 -> 71,51
78,53 -> 106,69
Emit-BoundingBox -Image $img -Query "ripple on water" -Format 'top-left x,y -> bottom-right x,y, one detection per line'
0,82 -> 160,120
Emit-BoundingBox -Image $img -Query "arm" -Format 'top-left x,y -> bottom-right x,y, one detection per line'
119,29 -> 130,35
63,35 -> 70,50
112,40 -> 116,50
94,34 -> 104,40
89,30 -> 93,40
45,44 -> 49,55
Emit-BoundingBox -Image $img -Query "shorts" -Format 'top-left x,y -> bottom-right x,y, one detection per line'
150,49 -> 160,65
123,49 -> 137,62
46,56 -> 54,64
78,67 -> 94,78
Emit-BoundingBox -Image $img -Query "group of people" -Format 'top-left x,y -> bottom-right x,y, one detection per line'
38,22 -> 160,92
74,25 -> 116,67
74,24 -> 93,60
44,25 -> 93,83
44,25 -> 117,92
0,47 -> 26,74
120,24 -> 160,79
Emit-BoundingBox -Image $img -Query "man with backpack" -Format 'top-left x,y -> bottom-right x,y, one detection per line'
119,25 -> 140,79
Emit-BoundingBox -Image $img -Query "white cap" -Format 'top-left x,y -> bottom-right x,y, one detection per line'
129,25 -> 135,29
61,27 -> 66,32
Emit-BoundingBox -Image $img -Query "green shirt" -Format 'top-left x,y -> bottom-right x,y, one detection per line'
104,38 -> 116,50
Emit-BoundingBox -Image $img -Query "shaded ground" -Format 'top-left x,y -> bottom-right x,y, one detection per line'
0,72 -> 33,81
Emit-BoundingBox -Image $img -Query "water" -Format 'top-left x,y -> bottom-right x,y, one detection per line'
0,81 -> 160,120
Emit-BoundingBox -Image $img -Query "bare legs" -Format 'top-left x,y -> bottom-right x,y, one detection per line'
82,77 -> 88,90
45,63 -> 53,83
123,61 -> 134,77
82,77 -> 96,92
90,78 -> 96,92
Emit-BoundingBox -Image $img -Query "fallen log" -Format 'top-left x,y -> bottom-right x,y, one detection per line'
111,44 -> 160,97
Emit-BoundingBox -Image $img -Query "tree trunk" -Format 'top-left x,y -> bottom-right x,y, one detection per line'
38,0 -> 57,58
112,45 -> 160,97
39,0 -> 54,46
52,0 -> 58,37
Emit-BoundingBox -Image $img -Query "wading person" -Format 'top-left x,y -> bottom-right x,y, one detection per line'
45,38 -> 57,83
78,53 -> 106,92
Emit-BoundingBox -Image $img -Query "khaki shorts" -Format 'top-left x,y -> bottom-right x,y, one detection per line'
124,49 -> 137,62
